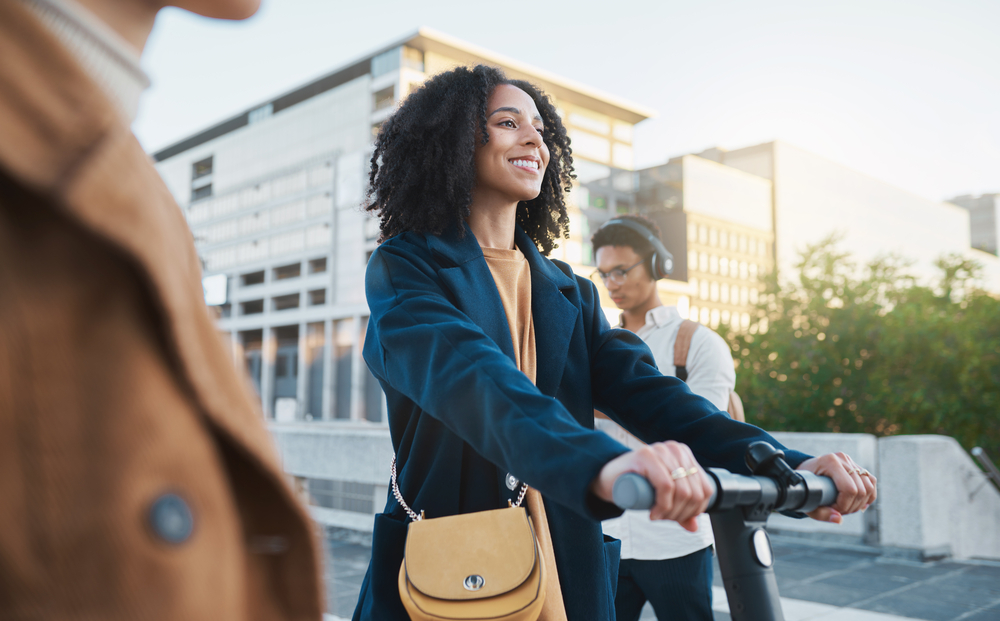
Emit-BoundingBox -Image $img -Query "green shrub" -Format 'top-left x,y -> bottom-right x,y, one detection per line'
729,235 -> 1000,459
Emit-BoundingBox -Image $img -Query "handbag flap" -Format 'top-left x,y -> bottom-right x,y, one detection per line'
403,506 -> 537,600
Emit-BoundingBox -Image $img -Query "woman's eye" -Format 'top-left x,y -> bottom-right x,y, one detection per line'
500,120 -> 516,128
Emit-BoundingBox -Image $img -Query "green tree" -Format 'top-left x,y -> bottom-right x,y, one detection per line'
729,236 -> 1000,457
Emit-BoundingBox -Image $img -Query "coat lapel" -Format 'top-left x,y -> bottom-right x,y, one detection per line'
426,224 -> 579,397
515,228 -> 579,397
427,224 -> 516,361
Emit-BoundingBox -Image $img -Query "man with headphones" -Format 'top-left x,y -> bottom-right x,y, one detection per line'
590,214 -> 736,621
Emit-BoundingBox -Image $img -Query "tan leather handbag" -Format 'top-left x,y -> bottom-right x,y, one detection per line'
391,456 -> 547,621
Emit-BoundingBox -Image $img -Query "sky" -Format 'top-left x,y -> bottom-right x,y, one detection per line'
135,0 -> 1000,203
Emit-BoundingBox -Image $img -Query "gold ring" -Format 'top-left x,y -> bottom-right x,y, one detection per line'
859,469 -> 871,477
687,467 -> 700,476
670,467 -> 689,480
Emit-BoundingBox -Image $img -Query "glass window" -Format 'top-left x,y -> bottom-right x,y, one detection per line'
721,283 -> 730,304
741,313 -> 751,330
721,310 -> 731,325
689,305 -> 699,321
720,231 -> 728,250
688,250 -> 698,271
720,257 -> 729,277
359,317 -> 384,423
402,46 -> 424,72
241,270 -> 265,286
709,228 -> 718,247
699,225 -> 708,245
308,289 -> 326,306
688,223 -> 698,241
710,309 -> 720,329
739,235 -> 747,253
699,252 -> 708,273
373,85 -> 395,111
740,261 -> 748,280
741,286 -> 749,305
371,47 -> 400,77
700,307 -> 710,325
305,322 -> 325,421
191,184 -> 212,202
309,257 -> 327,274
334,318 -> 354,419
749,263 -> 759,281
240,299 -> 264,315
710,281 -> 719,302
192,156 -> 213,180
241,329 -> 263,397
700,280 -> 709,300
273,293 -> 300,311
749,287 -> 759,304
273,262 -> 301,280
709,255 -> 719,274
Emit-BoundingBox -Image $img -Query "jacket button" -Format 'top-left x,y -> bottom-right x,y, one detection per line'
148,493 -> 194,545
506,473 -> 520,491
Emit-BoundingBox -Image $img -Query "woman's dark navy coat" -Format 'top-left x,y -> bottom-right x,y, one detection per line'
352,223 -> 809,621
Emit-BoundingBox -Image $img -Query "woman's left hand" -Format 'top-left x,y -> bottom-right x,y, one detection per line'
796,452 -> 877,523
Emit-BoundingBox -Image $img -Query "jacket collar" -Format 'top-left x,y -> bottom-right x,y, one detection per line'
426,219 -> 576,291
0,2 -> 298,500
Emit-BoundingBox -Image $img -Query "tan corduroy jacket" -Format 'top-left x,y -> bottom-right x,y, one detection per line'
0,3 -> 322,619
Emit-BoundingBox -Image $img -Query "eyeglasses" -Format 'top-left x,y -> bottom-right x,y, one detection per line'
590,260 -> 644,286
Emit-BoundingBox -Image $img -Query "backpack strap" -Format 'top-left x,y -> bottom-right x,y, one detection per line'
673,319 -> 700,382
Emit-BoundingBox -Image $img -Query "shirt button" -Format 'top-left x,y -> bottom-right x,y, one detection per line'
506,473 -> 520,491
148,493 -> 194,545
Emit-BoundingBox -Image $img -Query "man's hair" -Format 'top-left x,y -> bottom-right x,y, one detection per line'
363,65 -> 576,256
590,214 -> 662,277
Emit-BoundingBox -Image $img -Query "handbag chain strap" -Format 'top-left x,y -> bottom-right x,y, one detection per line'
391,454 -> 528,522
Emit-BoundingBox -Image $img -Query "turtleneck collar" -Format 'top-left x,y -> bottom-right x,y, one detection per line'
21,0 -> 150,124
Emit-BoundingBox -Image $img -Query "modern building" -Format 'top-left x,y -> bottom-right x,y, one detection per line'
613,142 -> 1000,334
152,28 -> 653,529
948,193 -> 999,257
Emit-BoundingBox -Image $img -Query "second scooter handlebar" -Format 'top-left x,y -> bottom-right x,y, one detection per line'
612,468 -> 838,515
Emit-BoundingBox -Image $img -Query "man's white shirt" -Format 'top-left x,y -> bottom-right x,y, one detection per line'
597,305 -> 736,560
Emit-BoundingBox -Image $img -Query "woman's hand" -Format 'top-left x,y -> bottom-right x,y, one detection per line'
796,452 -> 877,524
591,441 -> 713,532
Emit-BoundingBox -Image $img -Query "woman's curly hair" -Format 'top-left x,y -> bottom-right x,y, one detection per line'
363,64 -> 575,255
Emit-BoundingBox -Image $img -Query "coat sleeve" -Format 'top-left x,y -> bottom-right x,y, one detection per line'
582,279 -> 811,473
364,244 -> 629,520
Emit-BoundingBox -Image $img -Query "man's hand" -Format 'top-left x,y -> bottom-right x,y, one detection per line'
796,452 -> 877,523
591,441 -> 713,532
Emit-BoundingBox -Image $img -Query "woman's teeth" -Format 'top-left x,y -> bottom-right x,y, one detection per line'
511,159 -> 539,170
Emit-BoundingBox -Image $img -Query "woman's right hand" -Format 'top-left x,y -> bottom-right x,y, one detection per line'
590,441 -> 713,532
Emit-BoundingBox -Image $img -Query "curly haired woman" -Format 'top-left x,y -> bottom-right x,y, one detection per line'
353,65 -> 876,621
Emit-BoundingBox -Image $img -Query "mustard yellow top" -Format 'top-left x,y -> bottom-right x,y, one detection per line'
482,245 -> 567,621
482,247 -> 536,384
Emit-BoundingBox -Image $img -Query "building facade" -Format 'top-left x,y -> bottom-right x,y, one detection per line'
948,193 -> 999,257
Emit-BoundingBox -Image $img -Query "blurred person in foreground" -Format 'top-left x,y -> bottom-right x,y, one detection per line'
354,64 -> 876,620
591,214 -> 735,621
0,0 -> 322,618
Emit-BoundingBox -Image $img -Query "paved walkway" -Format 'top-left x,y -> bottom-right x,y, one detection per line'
321,531 -> 1000,621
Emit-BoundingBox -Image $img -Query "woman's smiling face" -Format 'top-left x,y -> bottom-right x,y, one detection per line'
473,84 -> 550,205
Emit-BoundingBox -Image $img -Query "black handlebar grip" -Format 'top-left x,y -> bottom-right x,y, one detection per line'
797,472 -> 839,513
612,472 -> 719,511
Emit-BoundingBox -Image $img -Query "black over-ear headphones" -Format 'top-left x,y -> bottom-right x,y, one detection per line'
599,218 -> 674,280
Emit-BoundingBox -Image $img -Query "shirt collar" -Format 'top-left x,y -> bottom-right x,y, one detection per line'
617,305 -> 682,331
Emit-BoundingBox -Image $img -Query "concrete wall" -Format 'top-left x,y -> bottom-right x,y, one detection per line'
268,425 -> 1000,560
878,435 -> 1000,561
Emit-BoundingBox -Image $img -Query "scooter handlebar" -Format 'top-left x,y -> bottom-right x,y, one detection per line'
611,469 -> 838,514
